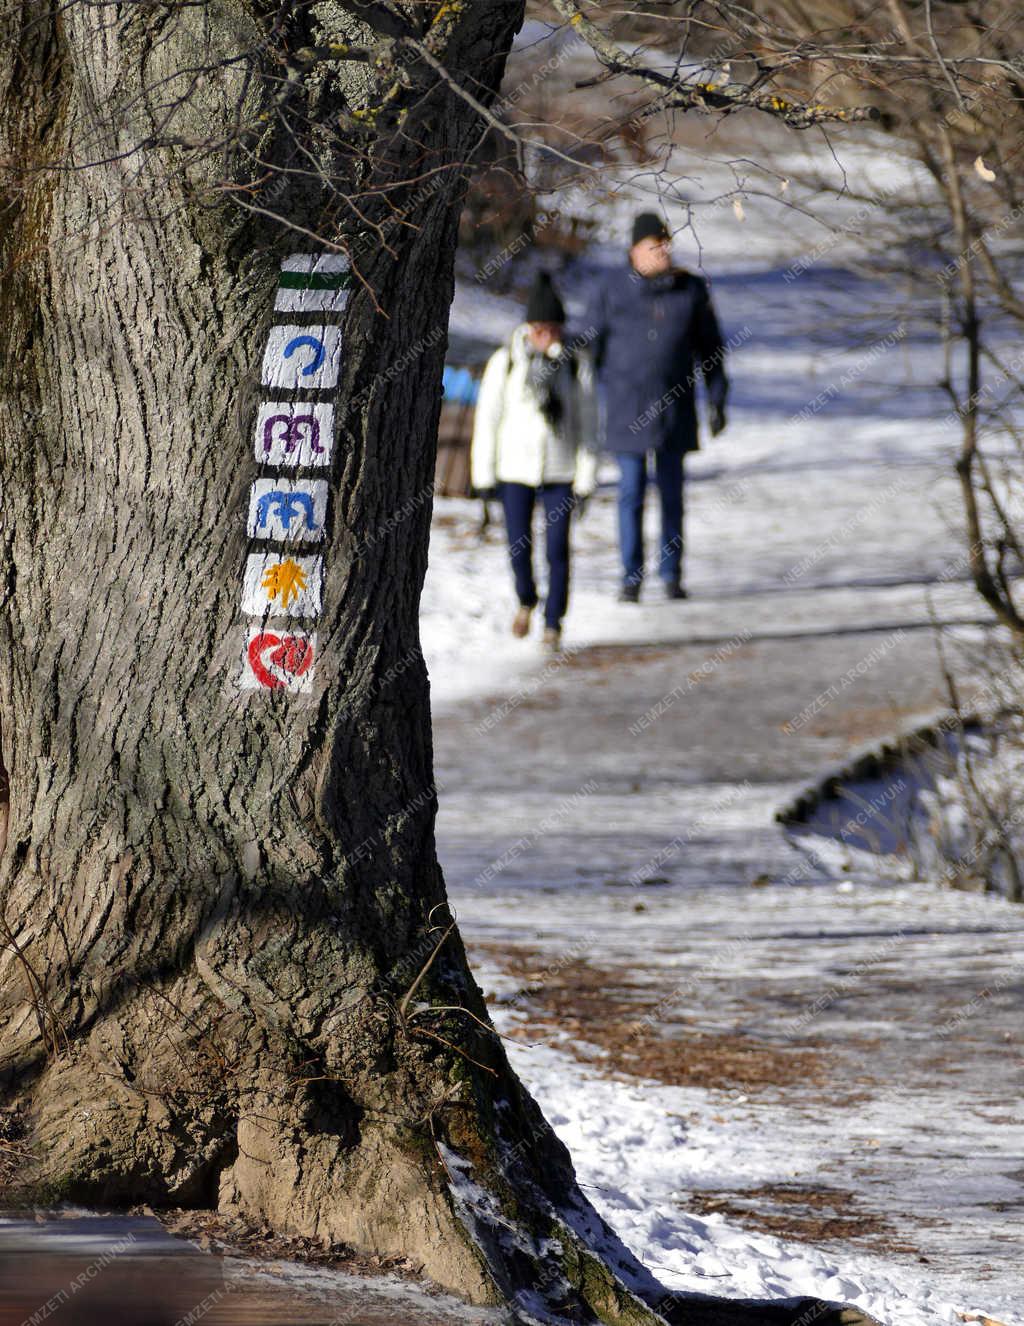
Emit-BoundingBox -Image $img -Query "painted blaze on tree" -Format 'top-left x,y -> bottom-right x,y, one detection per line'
0,1 -> 878,1323
239,258 -> 341,688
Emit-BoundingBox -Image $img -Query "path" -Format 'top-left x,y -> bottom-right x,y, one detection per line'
425,267 -> 1024,1326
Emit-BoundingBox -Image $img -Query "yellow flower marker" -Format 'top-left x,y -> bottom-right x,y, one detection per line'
261,557 -> 308,609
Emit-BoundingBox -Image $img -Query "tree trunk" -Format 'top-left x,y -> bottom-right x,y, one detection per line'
0,4 -> 874,1323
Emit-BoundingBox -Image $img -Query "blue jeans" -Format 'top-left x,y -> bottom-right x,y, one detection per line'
615,447 -> 684,587
500,482 -> 574,628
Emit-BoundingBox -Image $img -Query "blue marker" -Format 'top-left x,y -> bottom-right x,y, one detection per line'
283,335 -> 326,376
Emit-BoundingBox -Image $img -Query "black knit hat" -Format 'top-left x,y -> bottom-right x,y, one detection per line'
631,212 -> 671,246
525,271 -> 566,324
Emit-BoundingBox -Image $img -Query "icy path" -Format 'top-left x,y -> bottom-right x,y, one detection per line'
424,273 -> 1023,1325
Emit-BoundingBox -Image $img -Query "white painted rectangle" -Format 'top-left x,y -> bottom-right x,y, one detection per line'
247,479 -> 328,542
254,401 -> 334,467
241,553 -> 323,618
261,325 -> 343,391
275,254 -> 351,312
280,253 -> 349,274
274,286 -> 349,313
240,627 -> 317,692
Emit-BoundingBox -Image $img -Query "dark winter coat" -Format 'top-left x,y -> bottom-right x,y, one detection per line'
583,264 -> 729,455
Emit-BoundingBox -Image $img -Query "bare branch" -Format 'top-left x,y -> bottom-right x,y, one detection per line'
551,0 -> 881,128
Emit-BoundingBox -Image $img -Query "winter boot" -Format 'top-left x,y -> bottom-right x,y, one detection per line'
512,605 -> 533,638
542,626 -> 562,653
618,583 -> 641,604
664,581 -> 688,600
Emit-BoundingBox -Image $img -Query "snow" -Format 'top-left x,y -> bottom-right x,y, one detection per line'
495,1037 -> 966,1324
425,487 -> 1024,1322
423,136 -> 1024,1323
482,975 -> 1018,1326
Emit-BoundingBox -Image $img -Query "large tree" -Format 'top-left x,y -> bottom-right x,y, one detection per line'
0,1 -> 876,1320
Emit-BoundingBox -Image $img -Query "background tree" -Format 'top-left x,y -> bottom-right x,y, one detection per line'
705,0 -> 1024,636
0,0 -> 884,1319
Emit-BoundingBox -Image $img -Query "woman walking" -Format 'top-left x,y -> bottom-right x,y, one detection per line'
471,273 -> 597,651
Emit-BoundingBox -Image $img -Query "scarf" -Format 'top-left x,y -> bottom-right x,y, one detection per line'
524,345 -> 576,432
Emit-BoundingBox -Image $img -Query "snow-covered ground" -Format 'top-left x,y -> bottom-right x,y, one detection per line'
499,1036 -> 1008,1326
425,166 -> 1023,1325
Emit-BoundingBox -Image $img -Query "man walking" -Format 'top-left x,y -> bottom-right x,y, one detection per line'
587,213 -> 728,601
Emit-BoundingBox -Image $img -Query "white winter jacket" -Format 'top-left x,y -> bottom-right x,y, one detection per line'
471,326 -> 599,495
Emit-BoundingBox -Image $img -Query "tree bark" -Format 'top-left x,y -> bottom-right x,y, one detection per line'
0,4 -> 875,1322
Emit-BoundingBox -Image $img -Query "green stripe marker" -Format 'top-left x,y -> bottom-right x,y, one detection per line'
276,253 -> 351,313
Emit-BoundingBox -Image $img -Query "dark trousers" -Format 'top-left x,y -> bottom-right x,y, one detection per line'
500,481 -> 574,629
615,446 -> 684,587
